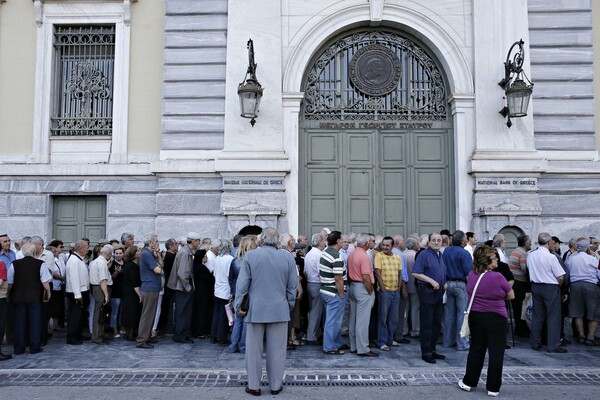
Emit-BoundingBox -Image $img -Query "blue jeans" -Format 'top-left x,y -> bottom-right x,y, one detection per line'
377,291 -> 400,347
229,313 -> 247,353
320,292 -> 347,351
110,297 -> 121,329
443,281 -> 470,349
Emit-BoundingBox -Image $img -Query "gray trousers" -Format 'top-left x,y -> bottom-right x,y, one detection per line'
91,285 -> 106,342
408,292 -> 420,336
530,283 -> 561,351
245,321 -> 287,391
349,282 -> 375,354
306,282 -> 323,341
136,291 -> 159,345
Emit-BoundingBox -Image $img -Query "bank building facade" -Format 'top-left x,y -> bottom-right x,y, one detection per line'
0,0 -> 598,247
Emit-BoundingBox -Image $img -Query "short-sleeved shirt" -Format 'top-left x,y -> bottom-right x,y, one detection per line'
467,270 -> 512,318
139,247 -> 161,292
347,247 -> 374,284
412,247 -> 446,287
508,247 -> 528,282
392,248 -> 409,282
567,251 -> 600,284
527,247 -> 564,284
374,252 -> 402,291
89,256 -> 113,286
0,261 -> 7,298
442,245 -> 472,281
319,246 -> 346,297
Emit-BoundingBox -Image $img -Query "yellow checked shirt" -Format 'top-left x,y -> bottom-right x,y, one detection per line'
374,252 -> 402,291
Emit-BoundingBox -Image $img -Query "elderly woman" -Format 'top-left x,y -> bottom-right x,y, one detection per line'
566,237 -> 600,345
121,245 -> 142,341
210,239 -> 234,345
192,249 -> 214,338
459,245 -> 514,397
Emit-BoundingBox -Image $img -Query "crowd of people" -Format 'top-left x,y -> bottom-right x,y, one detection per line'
0,227 -> 599,397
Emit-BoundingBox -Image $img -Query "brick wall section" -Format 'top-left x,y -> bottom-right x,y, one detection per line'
528,0 -> 596,150
162,0 -> 228,151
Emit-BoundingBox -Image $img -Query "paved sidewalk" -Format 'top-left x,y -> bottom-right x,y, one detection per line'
0,330 -> 599,388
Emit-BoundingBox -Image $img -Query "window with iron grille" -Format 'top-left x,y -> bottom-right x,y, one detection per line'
51,25 -> 115,136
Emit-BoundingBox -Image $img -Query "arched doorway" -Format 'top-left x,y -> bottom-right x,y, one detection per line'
299,29 -> 454,236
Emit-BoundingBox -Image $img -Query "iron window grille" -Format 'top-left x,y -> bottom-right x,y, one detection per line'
51,25 -> 115,137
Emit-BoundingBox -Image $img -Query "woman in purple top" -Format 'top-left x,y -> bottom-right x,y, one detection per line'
459,245 -> 514,397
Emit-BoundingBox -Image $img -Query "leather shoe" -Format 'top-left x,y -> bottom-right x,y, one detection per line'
271,387 -> 283,395
358,351 -> 379,357
245,387 -> 261,396
0,353 -> 13,361
422,355 -> 436,364
551,347 -> 568,353
432,352 -> 446,360
67,341 -> 83,345
338,344 -> 350,350
136,343 -> 154,349
148,337 -> 159,344
398,338 -> 411,344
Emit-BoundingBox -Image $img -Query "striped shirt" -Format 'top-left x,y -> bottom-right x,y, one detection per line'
319,246 -> 346,297
508,247 -> 528,282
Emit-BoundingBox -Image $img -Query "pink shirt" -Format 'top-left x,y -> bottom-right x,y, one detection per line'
348,247 -> 374,284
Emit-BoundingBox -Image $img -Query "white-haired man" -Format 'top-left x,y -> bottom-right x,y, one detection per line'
304,233 -> 326,344
89,244 -> 113,344
136,234 -> 163,349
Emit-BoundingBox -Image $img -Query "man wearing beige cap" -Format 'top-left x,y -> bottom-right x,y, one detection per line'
167,232 -> 201,343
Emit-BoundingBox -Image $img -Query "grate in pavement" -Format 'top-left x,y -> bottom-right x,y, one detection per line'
0,371 -> 599,387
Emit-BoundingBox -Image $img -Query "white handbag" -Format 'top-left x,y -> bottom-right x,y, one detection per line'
460,271 -> 487,338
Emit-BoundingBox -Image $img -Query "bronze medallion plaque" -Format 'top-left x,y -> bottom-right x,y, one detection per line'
349,44 -> 402,97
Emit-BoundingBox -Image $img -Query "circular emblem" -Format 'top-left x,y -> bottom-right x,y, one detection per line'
349,44 -> 401,97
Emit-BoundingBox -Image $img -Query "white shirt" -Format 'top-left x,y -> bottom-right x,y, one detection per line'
206,250 -> 216,273
88,256 -> 113,286
213,254 -> 233,300
464,244 -> 474,259
304,247 -> 323,283
527,246 -> 565,284
7,258 -> 52,284
65,253 -> 90,299
566,251 -> 600,284
495,247 -> 509,264
52,257 -> 66,291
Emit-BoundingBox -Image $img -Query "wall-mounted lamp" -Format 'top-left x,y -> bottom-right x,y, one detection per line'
237,39 -> 264,127
498,39 -> 534,128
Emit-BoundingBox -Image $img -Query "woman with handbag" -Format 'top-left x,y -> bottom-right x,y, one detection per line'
458,245 -> 514,397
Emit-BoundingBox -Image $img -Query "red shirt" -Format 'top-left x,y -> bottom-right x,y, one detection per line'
347,247 -> 374,284
0,261 -> 6,281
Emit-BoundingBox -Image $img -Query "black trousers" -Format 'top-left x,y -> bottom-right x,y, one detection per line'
511,280 -> 531,337
463,311 -> 508,393
0,298 -> 7,352
417,286 -> 443,355
13,302 -> 42,354
174,289 -> 194,340
66,291 -> 89,343
211,296 -> 230,343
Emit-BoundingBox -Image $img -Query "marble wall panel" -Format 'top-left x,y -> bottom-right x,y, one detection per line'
165,14 -> 228,30
156,193 -> 221,214
0,218 -> 48,241
163,99 -> 225,116
529,11 -> 592,29
0,195 -> 7,216
473,192 -> 541,213
534,134 -> 596,150
106,217 -> 157,243
107,194 -> 157,216
530,47 -> 593,65
0,179 -> 157,194
164,47 -> 227,65
162,116 -> 224,133
11,195 -> 47,215
166,0 -> 228,14
530,65 -> 593,81
528,0 -> 590,12
163,65 -> 226,82
158,177 -> 223,191
538,177 -> 600,191
539,216 -> 600,243
163,82 -> 226,99
533,81 -> 594,98
165,31 -> 227,48
221,192 -> 288,213
160,133 -> 224,150
155,215 -> 227,240
532,116 -> 594,133
529,29 -> 593,47
539,193 -> 600,215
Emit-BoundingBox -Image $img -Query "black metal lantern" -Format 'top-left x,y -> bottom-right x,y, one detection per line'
498,39 -> 534,128
237,39 -> 263,127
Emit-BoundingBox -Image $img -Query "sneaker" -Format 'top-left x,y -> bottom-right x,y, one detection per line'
379,344 -> 390,351
488,391 -> 499,397
458,379 -> 472,392
391,341 -> 401,346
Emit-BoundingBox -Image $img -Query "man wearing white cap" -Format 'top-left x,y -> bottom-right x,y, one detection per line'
167,232 -> 201,343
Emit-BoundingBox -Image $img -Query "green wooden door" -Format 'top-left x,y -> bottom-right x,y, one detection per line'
302,129 -> 453,236
52,196 -> 106,245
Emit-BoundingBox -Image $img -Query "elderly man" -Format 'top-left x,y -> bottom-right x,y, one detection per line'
168,232 -> 201,343
509,235 -> 532,337
492,233 -> 509,264
136,235 -> 164,349
7,243 -> 52,354
348,233 -> 377,357
528,232 -> 567,353
89,244 -> 113,344
121,233 -> 135,251
402,235 -> 420,338
566,238 -> 600,345
441,230 -> 472,351
392,235 -> 410,344
65,240 -> 90,345
374,236 -> 403,351
235,227 -> 297,396
304,233 -> 326,344
413,233 -> 447,364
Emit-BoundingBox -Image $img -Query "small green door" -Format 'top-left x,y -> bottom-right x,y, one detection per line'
52,196 -> 106,245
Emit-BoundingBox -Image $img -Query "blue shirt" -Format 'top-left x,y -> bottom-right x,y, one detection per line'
442,245 -> 472,280
139,247 -> 161,292
0,249 -> 16,270
412,247 -> 446,287
392,248 -> 409,282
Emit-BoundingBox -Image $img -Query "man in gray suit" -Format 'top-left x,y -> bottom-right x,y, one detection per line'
235,227 -> 298,396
